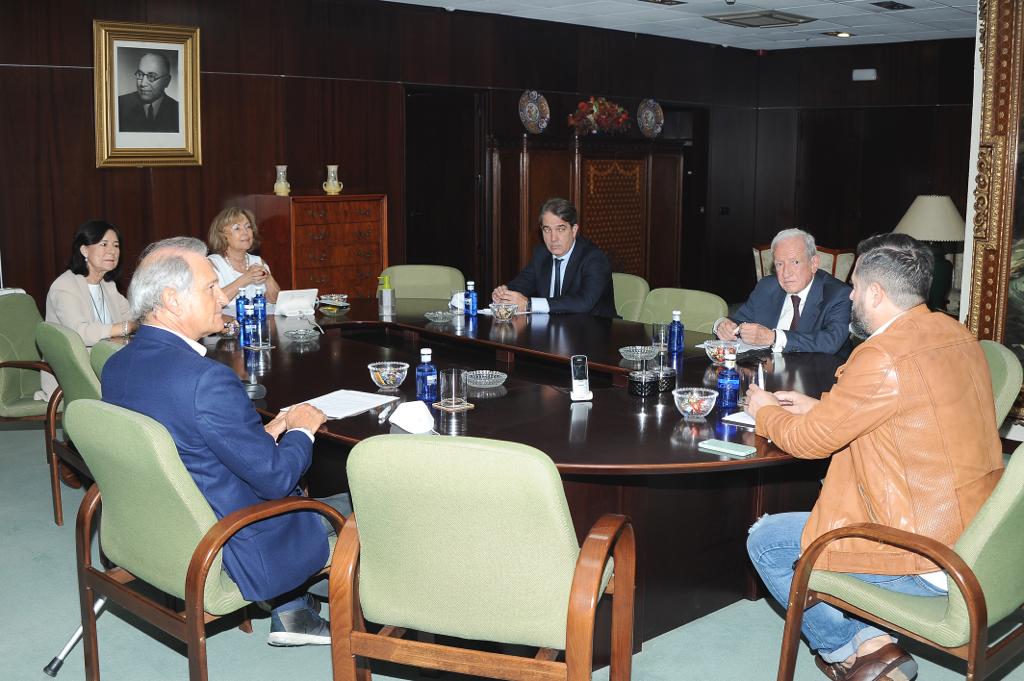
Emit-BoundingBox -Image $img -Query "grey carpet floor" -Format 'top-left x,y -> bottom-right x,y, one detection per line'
3,422 -> 1023,681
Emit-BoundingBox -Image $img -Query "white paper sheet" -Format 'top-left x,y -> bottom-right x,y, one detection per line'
721,411 -> 756,427
296,390 -> 397,420
695,340 -> 770,353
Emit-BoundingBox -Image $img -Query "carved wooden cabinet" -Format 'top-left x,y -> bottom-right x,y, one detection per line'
249,194 -> 388,298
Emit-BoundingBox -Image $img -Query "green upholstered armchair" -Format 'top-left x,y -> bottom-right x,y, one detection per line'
379,264 -> 466,300
65,399 -> 345,681
777,443 -> 1024,681
0,292 -> 51,421
612,273 -> 649,322
330,434 -> 635,681
979,340 -> 1023,428
35,321 -> 102,525
637,287 -> 728,333
89,339 -> 123,381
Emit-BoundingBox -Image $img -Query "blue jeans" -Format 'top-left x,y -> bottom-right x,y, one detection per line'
747,512 -> 946,663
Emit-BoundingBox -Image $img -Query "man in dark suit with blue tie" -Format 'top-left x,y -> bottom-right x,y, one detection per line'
491,197 -> 616,317
715,229 -> 852,354
102,236 -> 335,647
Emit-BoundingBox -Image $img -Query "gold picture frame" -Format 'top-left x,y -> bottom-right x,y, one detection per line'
966,0 -> 1024,417
93,19 -> 201,167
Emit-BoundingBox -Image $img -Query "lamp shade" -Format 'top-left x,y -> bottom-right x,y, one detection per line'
892,195 -> 965,242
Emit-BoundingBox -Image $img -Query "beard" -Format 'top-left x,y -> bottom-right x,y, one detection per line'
849,299 -> 872,339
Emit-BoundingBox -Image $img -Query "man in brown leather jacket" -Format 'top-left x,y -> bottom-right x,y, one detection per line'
745,233 -> 1003,681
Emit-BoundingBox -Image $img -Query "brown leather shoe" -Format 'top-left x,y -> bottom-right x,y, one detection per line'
814,643 -> 917,681
58,462 -> 82,489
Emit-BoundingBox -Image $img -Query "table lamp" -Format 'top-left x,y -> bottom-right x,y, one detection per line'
892,195 -> 965,311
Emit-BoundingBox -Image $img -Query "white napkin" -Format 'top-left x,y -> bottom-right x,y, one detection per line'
388,400 -> 435,434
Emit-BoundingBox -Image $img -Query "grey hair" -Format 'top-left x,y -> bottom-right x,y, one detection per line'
129,237 -> 208,321
771,228 -> 817,261
853,233 -> 933,310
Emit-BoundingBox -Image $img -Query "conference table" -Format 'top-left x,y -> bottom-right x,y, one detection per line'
207,298 -> 844,647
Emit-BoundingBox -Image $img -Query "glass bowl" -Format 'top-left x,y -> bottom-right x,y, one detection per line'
705,340 -> 739,364
672,387 -> 719,418
620,345 -> 659,362
220,319 -> 239,339
489,303 -> 519,321
465,370 -> 507,389
284,328 -> 319,341
367,361 -> 410,390
319,293 -> 348,306
424,310 -> 456,324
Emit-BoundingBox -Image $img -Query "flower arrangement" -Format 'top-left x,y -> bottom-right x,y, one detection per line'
568,97 -> 631,135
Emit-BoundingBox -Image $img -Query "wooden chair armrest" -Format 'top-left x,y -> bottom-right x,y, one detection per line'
0,359 -> 53,375
566,513 -> 636,667
793,523 -> 986,631
185,498 -> 346,608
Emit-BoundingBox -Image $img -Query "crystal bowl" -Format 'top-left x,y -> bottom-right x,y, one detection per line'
465,370 -> 507,389
284,328 -> 319,341
489,303 -> 518,321
672,387 -> 718,418
319,293 -> 348,306
319,302 -> 349,317
424,310 -> 456,324
367,361 -> 409,390
619,345 -> 659,362
704,340 -> 739,364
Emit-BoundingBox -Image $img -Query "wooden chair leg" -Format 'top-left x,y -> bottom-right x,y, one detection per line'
186,607 -> 210,681
609,524 -> 636,681
49,449 -> 63,526
776,593 -> 807,681
79,582 -> 101,681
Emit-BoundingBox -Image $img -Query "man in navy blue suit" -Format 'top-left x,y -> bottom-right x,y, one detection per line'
102,236 -> 333,647
715,229 -> 852,354
492,198 -> 616,317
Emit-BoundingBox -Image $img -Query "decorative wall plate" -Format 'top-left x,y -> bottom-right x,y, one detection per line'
637,98 -> 664,139
518,90 -> 550,134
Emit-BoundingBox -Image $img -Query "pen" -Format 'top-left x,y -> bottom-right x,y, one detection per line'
377,401 -> 397,423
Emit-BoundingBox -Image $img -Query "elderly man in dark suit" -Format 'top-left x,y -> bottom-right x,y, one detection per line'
715,228 -> 852,354
102,236 -> 337,647
117,52 -> 179,133
492,197 -> 616,317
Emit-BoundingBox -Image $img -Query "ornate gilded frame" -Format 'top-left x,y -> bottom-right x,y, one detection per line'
93,20 -> 202,167
967,1 -> 1024,415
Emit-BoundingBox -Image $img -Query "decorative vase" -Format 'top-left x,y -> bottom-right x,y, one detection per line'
323,165 -> 343,195
273,165 -> 290,196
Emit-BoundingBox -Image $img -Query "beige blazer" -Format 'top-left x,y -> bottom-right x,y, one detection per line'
38,270 -> 131,399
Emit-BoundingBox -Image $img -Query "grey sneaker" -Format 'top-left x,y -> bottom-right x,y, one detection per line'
267,605 -> 330,647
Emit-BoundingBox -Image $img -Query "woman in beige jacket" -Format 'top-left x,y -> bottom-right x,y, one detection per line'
37,220 -> 137,400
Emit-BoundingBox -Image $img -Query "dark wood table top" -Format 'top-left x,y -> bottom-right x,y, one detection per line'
207,300 -> 845,475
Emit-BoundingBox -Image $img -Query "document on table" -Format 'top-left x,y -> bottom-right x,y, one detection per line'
695,340 -> 769,353
295,390 -> 397,420
721,411 -> 756,428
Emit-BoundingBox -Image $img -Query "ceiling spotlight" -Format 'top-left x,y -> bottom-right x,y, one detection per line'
725,0 -> 736,4
823,31 -> 854,38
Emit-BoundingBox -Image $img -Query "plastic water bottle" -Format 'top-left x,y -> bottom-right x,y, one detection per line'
253,291 -> 268,346
717,348 -> 740,409
667,309 -> 685,354
415,348 -> 438,402
465,281 -> 478,317
242,304 -> 258,349
235,293 -> 248,321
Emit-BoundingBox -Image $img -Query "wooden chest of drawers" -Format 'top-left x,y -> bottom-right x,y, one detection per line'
249,194 -> 388,298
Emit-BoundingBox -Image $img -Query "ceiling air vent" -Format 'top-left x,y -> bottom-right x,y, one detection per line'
705,10 -> 815,29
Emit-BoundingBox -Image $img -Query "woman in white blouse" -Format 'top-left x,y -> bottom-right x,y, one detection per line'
39,219 -> 138,400
206,207 -> 281,312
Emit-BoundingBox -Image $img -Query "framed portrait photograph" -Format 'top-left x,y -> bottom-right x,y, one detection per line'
93,20 -> 201,167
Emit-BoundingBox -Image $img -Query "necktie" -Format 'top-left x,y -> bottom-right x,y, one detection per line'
789,294 -> 801,331
552,258 -> 563,297
145,105 -> 153,122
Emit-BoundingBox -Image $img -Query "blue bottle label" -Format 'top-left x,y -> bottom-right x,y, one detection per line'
254,293 -> 267,321
668,320 -> 685,353
466,290 -> 478,316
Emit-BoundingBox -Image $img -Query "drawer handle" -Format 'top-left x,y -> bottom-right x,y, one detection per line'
307,252 -> 329,263
356,208 -> 371,218
312,230 -> 327,241
306,209 -> 326,219
356,230 -> 371,240
356,250 -> 374,259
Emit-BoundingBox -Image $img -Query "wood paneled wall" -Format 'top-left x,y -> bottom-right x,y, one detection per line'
1,0 -> 974,308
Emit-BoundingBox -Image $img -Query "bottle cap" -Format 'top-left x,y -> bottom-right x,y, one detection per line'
379,275 -> 392,289
245,304 -> 254,312
672,310 -> 681,321
420,348 -> 432,360
467,281 -> 475,290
